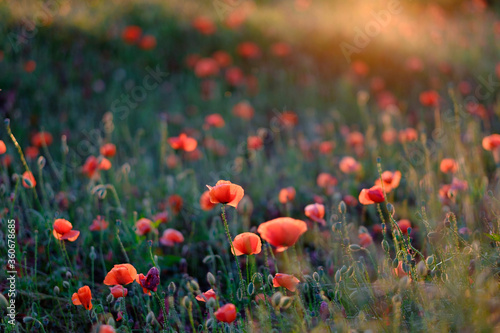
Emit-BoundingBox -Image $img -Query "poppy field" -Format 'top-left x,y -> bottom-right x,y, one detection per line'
1,0 -> 500,332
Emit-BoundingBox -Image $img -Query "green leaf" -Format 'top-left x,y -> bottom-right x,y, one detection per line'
485,233 -> 500,242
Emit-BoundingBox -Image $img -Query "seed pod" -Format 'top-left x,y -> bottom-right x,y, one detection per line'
268,274 -> 274,286
416,261 -> 427,277
247,282 -> 255,296
335,269 -> 341,283
146,311 -> 155,324
280,296 -> 293,309
349,244 -> 361,251
207,272 -> 216,286
382,240 -> 390,252
392,258 -> 399,268
271,292 -> 283,307
182,296 -> 192,308
106,294 -> 115,303
338,201 -> 346,214
168,281 -> 176,294
206,297 -> 216,309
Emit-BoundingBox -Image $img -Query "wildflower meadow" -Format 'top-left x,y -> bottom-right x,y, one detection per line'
1,0 -> 500,332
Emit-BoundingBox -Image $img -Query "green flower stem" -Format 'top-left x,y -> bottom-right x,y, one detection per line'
221,205 -> 246,297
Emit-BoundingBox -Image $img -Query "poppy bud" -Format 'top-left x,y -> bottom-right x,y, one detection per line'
106,294 -> 115,303
63,281 -> 70,289
207,272 -> 216,286
268,274 -> 274,286
206,297 -> 216,308
89,247 -> 96,260
37,156 -> 46,169
23,316 -> 34,323
271,292 -> 282,307
313,272 -> 320,282
426,255 -> 435,266
189,280 -> 199,292
247,282 -> 254,295
381,240 -> 390,252
335,270 -> 341,283
182,296 -> 192,308
280,296 -> 293,309
417,261 -> 427,277
146,311 -> 155,324
168,282 -> 176,294
387,203 -> 395,216
392,258 -> 399,268
349,244 -> 361,251
139,267 -> 160,292
338,201 -> 346,214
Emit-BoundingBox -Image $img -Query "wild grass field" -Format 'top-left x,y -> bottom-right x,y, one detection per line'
1,0 -> 500,332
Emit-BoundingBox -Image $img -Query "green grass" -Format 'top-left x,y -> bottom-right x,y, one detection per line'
0,0 -> 500,332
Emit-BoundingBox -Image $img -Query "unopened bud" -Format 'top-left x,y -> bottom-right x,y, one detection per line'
207,272 -> 216,286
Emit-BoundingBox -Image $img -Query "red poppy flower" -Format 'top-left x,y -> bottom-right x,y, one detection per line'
215,303 -> 237,323
225,67 -> 245,86
99,325 -> 116,333
272,273 -> 300,292
419,90 -> 439,107
100,143 -> 116,158
346,131 -> 364,147
139,35 -> 157,50
192,16 -> 216,35
153,211 -> 169,224
304,203 -> 326,225
482,134 -> 500,151
339,156 -> 361,174
271,42 -> 291,57
200,191 -> 216,211
168,194 -> 184,214
82,156 -> 111,178
212,51 -> 232,68
136,267 -> 160,295
196,289 -> 216,302
232,101 -> 254,120
31,132 -> 53,147
53,218 -> 80,241
24,60 -> 36,73
232,232 -> 262,256
351,60 -> 369,77
135,218 -> 155,236
257,217 -> 307,252
206,180 -> 244,208
247,136 -> 263,150
316,173 -> 337,188
72,286 -> 92,310
397,219 -> 411,235
393,261 -> 408,278
22,171 -> 36,188
375,171 -> 402,193
109,285 -> 128,298
278,187 -> 296,204
89,216 -> 109,231
122,25 -> 142,44
0,140 -> 6,155
160,229 -> 184,246
194,58 -> 220,78
440,158 -> 458,174
358,233 -> 373,247
205,114 -> 225,128
319,141 -> 335,155
168,134 -> 198,152
358,186 -> 385,205
237,42 -> 261,59
280,111 -> 298,128
399,128 -> 418,143
382,129 -> 398,145
25,146 -> 39,160
103,264 -> 138,285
